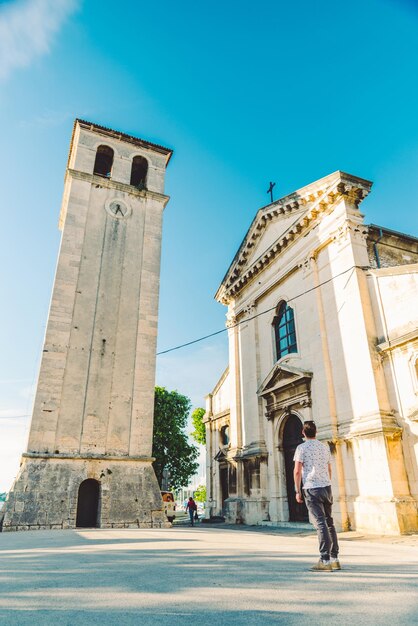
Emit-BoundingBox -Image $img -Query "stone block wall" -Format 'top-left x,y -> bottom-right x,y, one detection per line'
2,456 -> 169,531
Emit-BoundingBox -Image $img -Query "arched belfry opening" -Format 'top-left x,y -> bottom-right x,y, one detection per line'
93,145 -> 114,178
76,479 -> 100,528
130,155 -> 148,188
282,414 -> 309,522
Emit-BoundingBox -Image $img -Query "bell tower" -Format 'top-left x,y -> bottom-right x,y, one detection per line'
2,120 -> 173,531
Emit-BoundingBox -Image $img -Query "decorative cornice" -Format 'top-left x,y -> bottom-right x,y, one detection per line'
67,169 -> 170,205
265,394 -> 312,420
216,171 -> 372,305
241,441 -> 269,460
331,220 -> 369,248
206,409 -> 230,423
258,361 -> 313,397
74,119 -> 173,162
338,410 -> 401,439
59,169 -> 170,229
23,452 -> 155,462
376,329 -> 418,353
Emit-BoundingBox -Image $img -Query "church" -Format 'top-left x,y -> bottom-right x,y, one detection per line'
204,170 -> 418,534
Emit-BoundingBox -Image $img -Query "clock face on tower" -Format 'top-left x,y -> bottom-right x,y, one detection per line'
105,199 -> 131,219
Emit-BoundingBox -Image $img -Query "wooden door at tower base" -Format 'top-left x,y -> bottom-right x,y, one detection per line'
283,414 -> 309,522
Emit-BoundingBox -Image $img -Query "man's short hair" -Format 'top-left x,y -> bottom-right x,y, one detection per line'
303,421 -> 316,438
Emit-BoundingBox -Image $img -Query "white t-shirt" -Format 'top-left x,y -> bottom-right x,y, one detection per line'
293,439 -> 331,489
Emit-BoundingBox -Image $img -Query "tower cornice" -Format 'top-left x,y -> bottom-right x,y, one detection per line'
59,169 -> 170,228
71,119 -> 173,163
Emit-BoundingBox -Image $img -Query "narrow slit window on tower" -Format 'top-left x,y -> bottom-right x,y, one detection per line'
130,155 -> 148,189
93,145 -> 114,178
273,301 -> 297,360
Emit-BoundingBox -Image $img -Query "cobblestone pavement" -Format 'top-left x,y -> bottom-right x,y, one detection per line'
0,525 -> 417,625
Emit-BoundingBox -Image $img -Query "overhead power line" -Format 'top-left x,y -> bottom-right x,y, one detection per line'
157,265 -> 366,356
0,414 -> 30,419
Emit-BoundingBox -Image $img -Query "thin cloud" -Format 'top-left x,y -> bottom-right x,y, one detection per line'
19,108 -> 84,128
0,0 -> 79,80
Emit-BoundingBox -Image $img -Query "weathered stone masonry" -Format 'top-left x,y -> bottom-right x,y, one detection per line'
2,120 -> 173,531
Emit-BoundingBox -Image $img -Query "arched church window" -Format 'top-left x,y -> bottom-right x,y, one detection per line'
220,425 -> 230,446
130,155 -> 148,189
93,145 -> 114,178
273,301 -> 297,360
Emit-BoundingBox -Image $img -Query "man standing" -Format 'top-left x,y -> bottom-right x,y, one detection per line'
293,420 -> 341,572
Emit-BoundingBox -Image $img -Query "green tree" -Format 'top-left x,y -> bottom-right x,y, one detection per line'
153,387 -> 199,490
194,484 -> 206,503
191,407 -> 206,445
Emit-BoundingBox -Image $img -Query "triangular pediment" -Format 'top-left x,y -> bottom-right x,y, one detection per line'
257,362 -> 312,397
214,447 -> 228,462
245,209 -> 307,266
215,171 -> 373,304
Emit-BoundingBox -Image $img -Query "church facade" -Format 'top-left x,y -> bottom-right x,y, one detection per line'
204,171 -> 418,534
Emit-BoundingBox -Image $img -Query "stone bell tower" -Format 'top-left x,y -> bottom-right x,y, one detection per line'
2,120 -> 172,531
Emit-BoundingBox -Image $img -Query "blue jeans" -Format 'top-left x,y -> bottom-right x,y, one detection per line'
304,486 -> 339,561
188,509 -> 195,526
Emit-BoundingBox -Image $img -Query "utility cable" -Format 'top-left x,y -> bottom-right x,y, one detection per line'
157,264 -> 366,356
0,414 -> 30,419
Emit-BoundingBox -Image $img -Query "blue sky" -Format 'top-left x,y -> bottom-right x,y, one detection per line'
0,0 -> 417,490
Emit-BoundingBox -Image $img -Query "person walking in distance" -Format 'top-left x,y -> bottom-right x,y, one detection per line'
186,496 -> 197,527
293,421 -> 341,572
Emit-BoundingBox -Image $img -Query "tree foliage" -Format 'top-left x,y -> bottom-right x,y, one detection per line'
152,387 -> 199,490
191,407 -> 206,445
194,484 -> 206,503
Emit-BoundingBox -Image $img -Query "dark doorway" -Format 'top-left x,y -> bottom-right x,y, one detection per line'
220,466 -> 229,510
76,479 -> 100,528
283,414 -> 309,522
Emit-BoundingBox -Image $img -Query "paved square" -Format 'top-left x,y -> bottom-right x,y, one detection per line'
0,526 -> 417,625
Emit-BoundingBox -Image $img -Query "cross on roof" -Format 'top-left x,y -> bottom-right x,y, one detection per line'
267,181 -> 276,203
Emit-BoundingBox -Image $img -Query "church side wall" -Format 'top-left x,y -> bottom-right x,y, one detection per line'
367,268 -> 418,503
205,371 -> 231,518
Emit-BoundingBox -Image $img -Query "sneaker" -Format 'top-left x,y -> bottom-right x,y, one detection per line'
310,559 -> 332,572
330,558 -> 341,571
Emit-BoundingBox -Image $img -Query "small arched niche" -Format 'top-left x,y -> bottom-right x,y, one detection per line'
220,425 -> 230,446
130,155 -> 148,189
93,145 -> 114,178
76,479 -> 100,528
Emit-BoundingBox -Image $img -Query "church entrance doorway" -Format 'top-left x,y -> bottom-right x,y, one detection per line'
76,479 -> 100,528
283,414 -> 308,522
